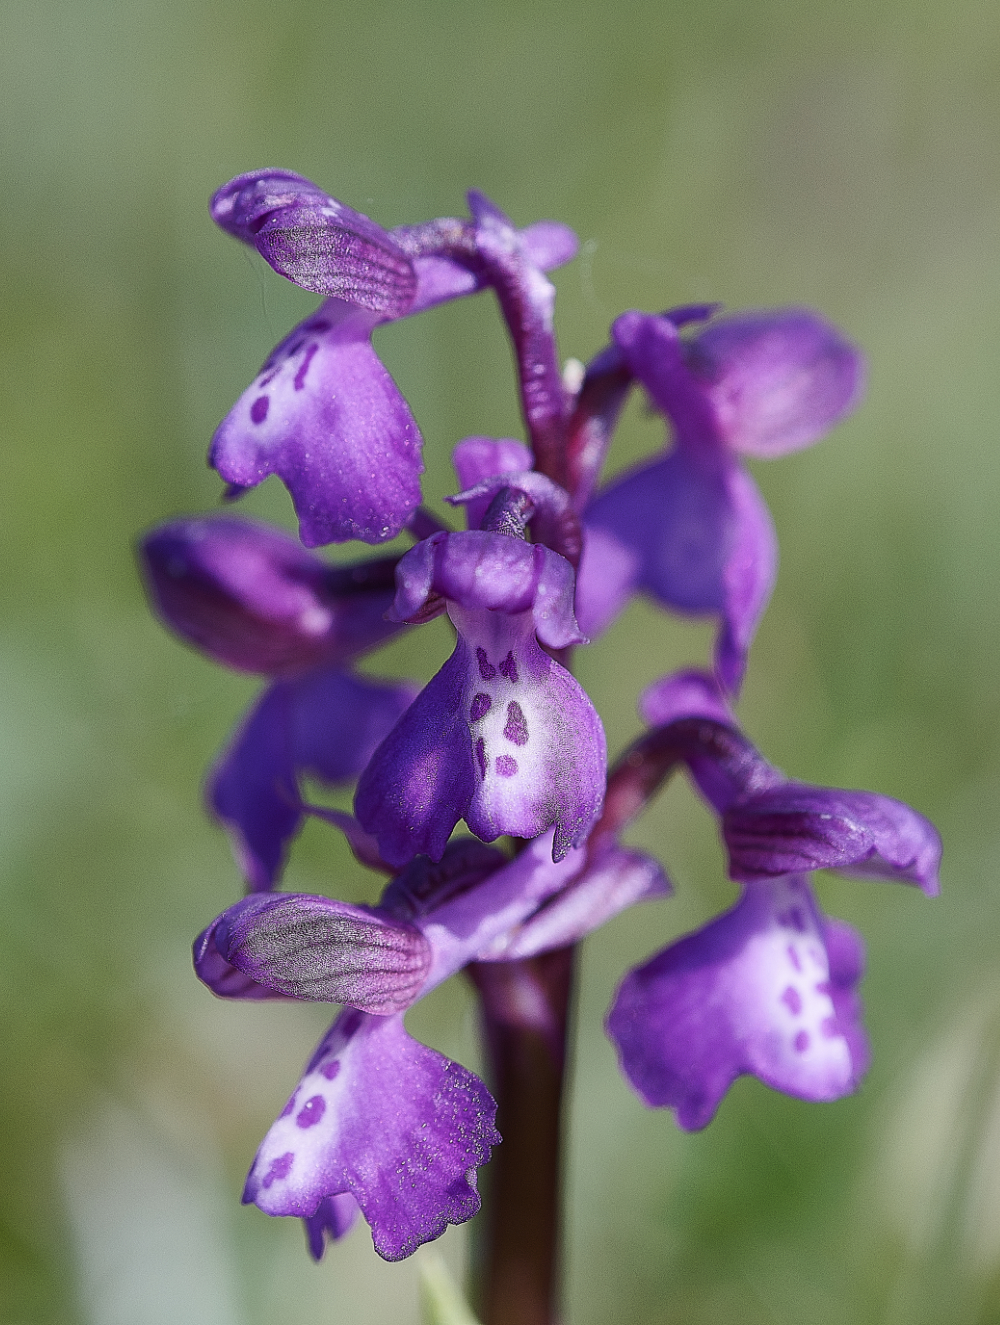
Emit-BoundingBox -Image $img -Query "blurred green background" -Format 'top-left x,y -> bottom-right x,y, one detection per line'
3,0 -> 1000,1320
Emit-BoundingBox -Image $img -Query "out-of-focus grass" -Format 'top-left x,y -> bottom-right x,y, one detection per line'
2,0 -> 1000,1320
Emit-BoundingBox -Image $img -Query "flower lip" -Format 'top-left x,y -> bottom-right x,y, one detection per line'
607,875 -> 869,1129
210,170 -> 417,318
208,300 -> 424,548
243,1009 -> 499,1261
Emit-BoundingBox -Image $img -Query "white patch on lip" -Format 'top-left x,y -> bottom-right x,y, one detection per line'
733,877 -> 853,1098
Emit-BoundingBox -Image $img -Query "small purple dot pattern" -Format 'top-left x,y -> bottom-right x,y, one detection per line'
296,1095 -> 327,1129
504,701 -> 529,746
476,647 -> 497,680
470,693 -> 492,721
498,651 -> 518,682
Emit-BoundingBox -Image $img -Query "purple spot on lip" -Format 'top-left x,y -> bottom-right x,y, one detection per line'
262,1152 -> 294,1188
470,693 -> 492,722
504,701 -> 528,746
498,651 -> 518,682
296,1095 -> 326,1129
475,737 -> 487,779
476,648 -> 496,680
787,944 -> 801,971
496,755 -> 518,777
781,986 -> 802,1015
279,1091 -> 299,1119
820,1016 -> 839,1039
293,342 -> 320,391
320,1059 -> 341,1080
250,395 -> 270,424
778,907 -> 807,933
793,1030 -> 810,1053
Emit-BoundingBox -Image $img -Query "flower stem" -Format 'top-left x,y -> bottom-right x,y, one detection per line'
467,945 -> 576,1325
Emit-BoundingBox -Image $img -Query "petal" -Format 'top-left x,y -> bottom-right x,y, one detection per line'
664,303 -> 723,329
196,892 -> 430,1013
639,669 -> 733,727
208,681 -> 299,891
607,876 -> 868,1129
714,463 -> 778,693
290,669 -> 419,786
378,837 -> 508,922
687,309 -> 865,457
303,1193 -> 360,1261
452,437 -> 533,489
583,452 -> 727,615
139,516 -> 402,675
210,170 -> 416,316
418,830 -> 584,985
406,255 -> 481,313
519,219 -> 579,271
723,786 -> 942,895
573,524 -> 641,640
193,918 -> 295,1002
209,670 -> 416,890
244,1010 -> 499,1262
611,310 -> 720,448
209,303 -> 423,547
451,437 -> 533,531
581,452 -> 775,688
392,532 -> 585,650
475,846 -> 669,960
354,646 -> 474,867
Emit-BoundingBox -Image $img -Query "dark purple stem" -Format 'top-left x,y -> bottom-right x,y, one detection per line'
467,947 -> 575,1325
479,257 -> 568,485
392,212 -> 569,484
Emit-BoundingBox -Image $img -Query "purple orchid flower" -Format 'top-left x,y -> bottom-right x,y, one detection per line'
602,671 -> 940,1130
574,308 -> 864,691
194,830 -> 667,1260
140,515 -> 416,888
354,484 -> 606,866
209,171 -> 577,546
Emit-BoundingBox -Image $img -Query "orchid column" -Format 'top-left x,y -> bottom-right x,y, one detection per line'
140,167 -> 940,1325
